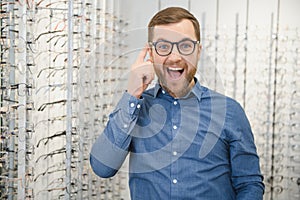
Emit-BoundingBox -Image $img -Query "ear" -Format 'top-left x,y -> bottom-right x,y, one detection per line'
147,44 -> 154,63
196,44 -> 202,61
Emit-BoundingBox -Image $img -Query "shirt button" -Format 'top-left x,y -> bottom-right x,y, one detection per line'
162,90 -> 166,94
172,179 -> 178,184
137,104 -> 141,109
173,151 -> 177,156
130,103 -> 135,108
123,124 -> 128,128
173,125 -> 177,130
173,101 -> 177,105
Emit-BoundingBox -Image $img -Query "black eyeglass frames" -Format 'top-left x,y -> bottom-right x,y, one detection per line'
149,39 -> 200,56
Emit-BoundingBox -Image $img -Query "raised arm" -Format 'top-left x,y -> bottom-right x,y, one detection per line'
90,92 -> 143,178
90,45 -> 154,178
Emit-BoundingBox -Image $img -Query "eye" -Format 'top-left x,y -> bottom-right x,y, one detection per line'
179,41 -> 193,50
156,41 -> 171,51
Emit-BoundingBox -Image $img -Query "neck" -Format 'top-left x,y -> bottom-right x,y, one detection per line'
161,78 -> 195,98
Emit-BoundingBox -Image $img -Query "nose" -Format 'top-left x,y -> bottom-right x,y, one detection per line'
168,44 -> 182,61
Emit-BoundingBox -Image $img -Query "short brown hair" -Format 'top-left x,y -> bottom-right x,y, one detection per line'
148,7 -> 201,42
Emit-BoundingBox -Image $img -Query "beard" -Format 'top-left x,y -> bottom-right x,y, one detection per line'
155,62 -> 197,98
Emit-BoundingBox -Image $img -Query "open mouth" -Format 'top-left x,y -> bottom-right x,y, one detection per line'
167,67 -> 184,80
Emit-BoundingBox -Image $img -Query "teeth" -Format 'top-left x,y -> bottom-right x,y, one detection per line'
168,67 -> 183,71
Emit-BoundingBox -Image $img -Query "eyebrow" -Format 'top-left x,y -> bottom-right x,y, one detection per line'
154,37 -> 195,42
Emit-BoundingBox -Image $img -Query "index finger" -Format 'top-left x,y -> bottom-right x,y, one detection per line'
136,44 -> 149,63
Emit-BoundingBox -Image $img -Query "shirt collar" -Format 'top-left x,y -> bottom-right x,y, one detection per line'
153,77 -> 202,101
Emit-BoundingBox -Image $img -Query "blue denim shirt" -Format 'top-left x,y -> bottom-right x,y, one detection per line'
90,79 -> 264,200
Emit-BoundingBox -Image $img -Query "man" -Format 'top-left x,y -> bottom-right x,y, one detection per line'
90,7 -> 264,199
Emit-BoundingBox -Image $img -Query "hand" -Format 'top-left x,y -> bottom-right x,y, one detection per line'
127,45 -> 155,98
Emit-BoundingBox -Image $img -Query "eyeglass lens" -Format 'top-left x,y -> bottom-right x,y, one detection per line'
154,40 -> 197,56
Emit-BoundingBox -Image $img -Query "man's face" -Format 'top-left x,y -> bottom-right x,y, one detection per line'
148,19 -> 202,98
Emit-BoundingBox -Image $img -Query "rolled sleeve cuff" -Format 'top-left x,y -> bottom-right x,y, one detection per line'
112,92 -> 143,133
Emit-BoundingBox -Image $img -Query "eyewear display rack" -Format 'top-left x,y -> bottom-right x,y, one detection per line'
0,0 -> 128,199
198,1 -> 300,199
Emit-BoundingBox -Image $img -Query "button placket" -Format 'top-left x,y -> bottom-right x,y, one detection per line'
171,98 -> 180,158
170,98 -> 180,197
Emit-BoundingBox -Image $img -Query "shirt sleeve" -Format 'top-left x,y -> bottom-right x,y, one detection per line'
226,100 -> 265,200
90,92 -> 143,178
